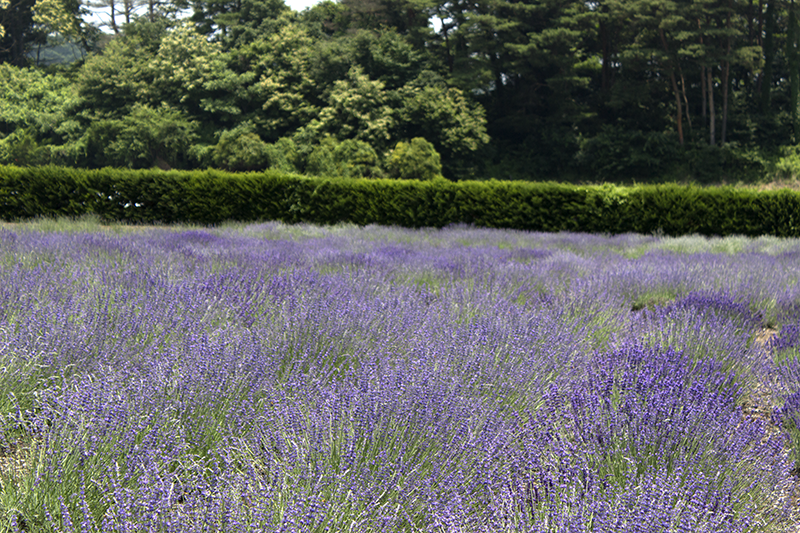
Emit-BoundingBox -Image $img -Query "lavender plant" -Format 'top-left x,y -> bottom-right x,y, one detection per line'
0,220 -> 798,531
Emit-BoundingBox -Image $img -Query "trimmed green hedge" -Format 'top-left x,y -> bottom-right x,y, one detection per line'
1,165 -> 798,237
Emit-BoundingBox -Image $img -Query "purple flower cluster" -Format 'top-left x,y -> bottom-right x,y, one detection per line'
0,224 -> 797,531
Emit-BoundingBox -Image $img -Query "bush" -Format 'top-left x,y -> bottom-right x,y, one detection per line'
305,136 -> 381,178
334,139 -> 380,178
386,137 -> 442,180
212,123 -> 270,172
0,129 -> 51,166
684,142 -> 768,184
576,127 -> 682,182
774,145 -> 800,181
1,165 -> 800,237
264,138 -> 299,174
305,136 -> 339,177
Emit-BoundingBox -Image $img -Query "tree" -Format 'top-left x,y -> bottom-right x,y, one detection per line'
0,0 -> 41,64
148,21 -> 252,128
0,63 -> 80,164
32,0 -> 84,39
236,23 -> 319,140
789,0 -> 799,141
335,0 -> 435,44
346,29 -> 426,89
396,77 -> 489,177
75,26 -> 160,118
760,0 -> 777,114
86,0 -> 141,33
334,138 -> 380,177
302,135 -> 381,177
85,102 -> 197,168
0,0 -> 7,38
191,0 -> 289,48
0,63 -> 77,135
0,0 -> 98,65
304,66 -> 396,150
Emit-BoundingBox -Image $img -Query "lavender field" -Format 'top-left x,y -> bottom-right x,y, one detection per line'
3,219 -> 800,532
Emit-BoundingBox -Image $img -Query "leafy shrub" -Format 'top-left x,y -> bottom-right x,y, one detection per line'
334,139 -> 380,177
264,137 -> 299,174
485,129 -> 580,181
211,123 -> 270,171
305,136 -> 381,178
684,142 -> 768,184
386,137 -> 442,180
576,127 -> 682,182
2,165 -> 800,236
0,129 -> 51,166
305,135 -> 339,177
774,145 -> 800,181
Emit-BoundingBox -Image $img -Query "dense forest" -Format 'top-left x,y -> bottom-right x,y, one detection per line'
3,0 -> 800,182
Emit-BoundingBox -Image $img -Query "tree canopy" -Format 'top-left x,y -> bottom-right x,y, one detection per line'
2,0 -> 800,182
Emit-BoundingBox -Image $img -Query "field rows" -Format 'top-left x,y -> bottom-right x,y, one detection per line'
1,219 -> 800,531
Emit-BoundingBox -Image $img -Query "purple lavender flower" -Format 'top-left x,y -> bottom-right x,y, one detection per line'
0,223 -> 796,532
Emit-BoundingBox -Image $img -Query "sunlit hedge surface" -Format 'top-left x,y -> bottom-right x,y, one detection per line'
1,165 -> 799,236
1,222 -> 800,531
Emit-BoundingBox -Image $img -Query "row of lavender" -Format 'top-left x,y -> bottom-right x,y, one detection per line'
1,222 -> 800,532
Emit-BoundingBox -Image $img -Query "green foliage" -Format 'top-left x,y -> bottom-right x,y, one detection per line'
773,145 -> 800,181
211,123 -> 270,171
304,135 -> 339,177
194,0 -> 290,49
576,128 -> 683,182
8,0 -> 800,181
348,29 -> 425,89
303,136 -> 380,178
86,103 -> 197,169
239,23 -> 319,139
0,64 -> 79,165
210,129 -> 300,173
0,64 -> 77,134
311,66 -> 396,150
386,137 -> 442,180
2,166 -> 799,238
0,0 -> 43,65
683,142 -> 769,184
265,137 -> 299,174
76,32 -> 159,119
0,128 -> 50,165
395,82 -> 489,179
149,21 -> 250,126
334,139 -> 380,177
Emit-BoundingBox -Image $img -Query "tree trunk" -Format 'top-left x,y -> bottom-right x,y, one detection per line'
761,0 -> 775,114
439,13 -> 454,73
722,2 -> 732,144
110,0 -> 118,33
701,66 -> 707,118
790,0 -> 799,141
698,19 -> 707,122
680,67 -> 692,131
660,28 -> 684,145
721,61 -> 730,144
708,66 -> 716,146
599,16 -> 612,92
